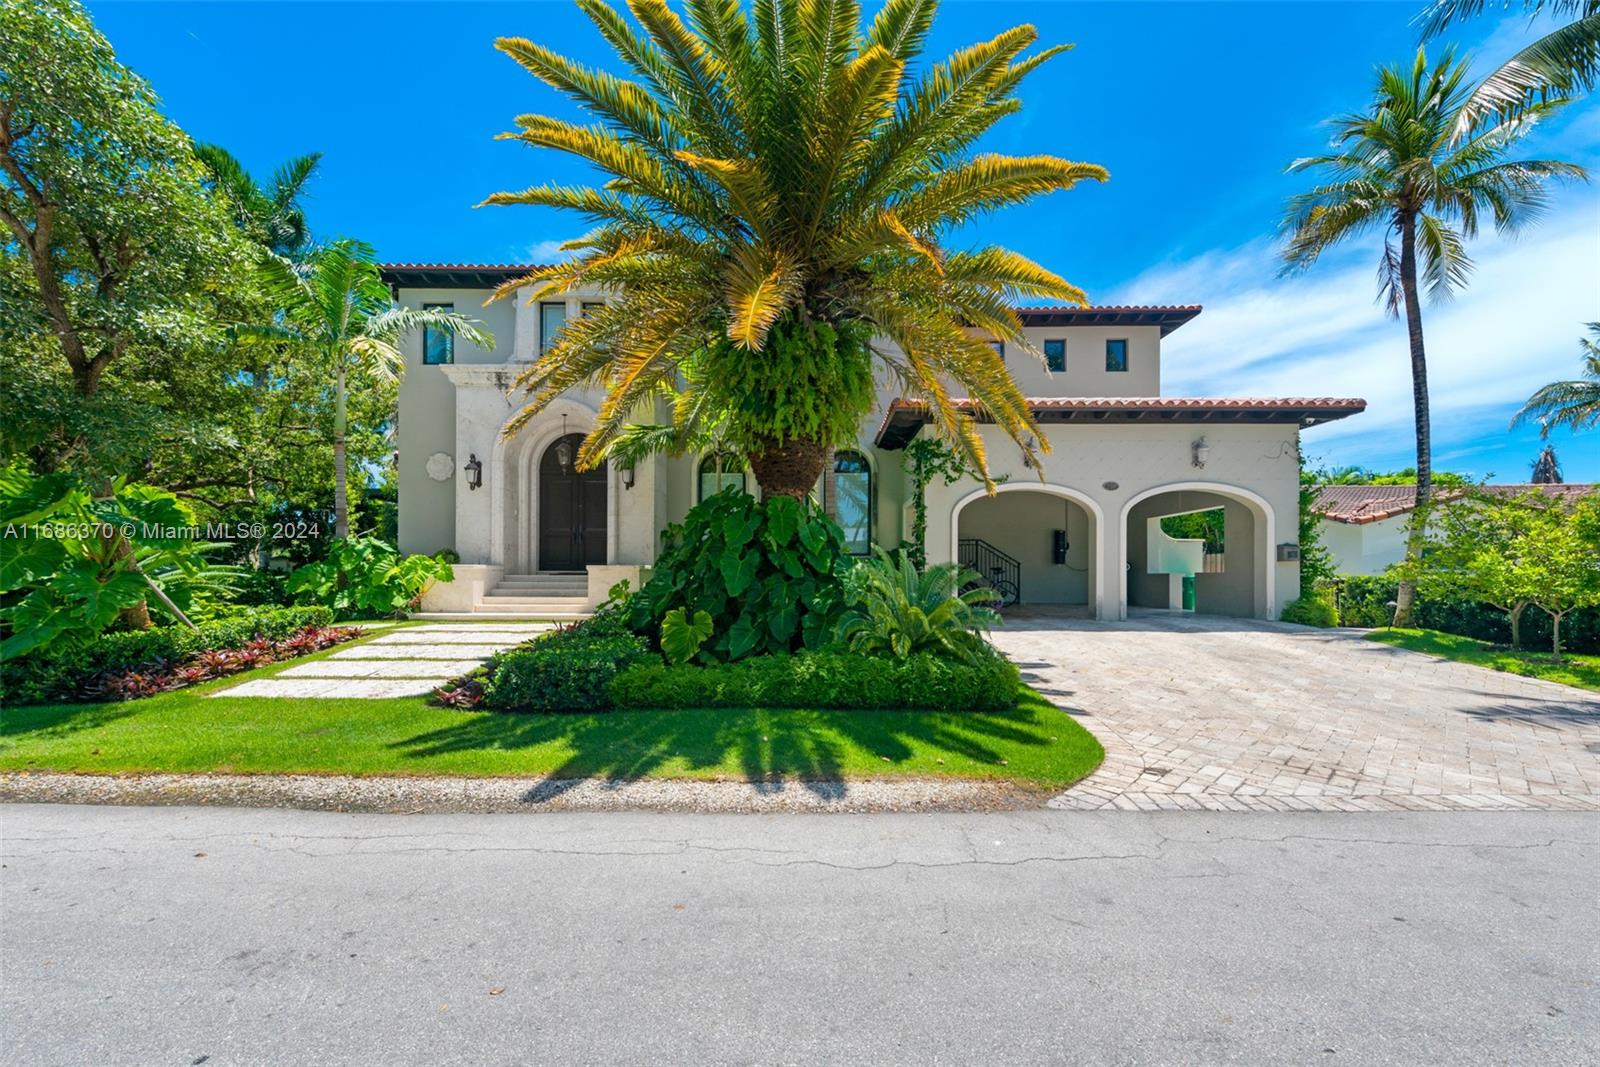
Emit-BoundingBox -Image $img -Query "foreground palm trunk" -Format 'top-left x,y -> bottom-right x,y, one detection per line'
1393,212 -> 1432,628
332,362 -> 350,539
748,437 -> 830,502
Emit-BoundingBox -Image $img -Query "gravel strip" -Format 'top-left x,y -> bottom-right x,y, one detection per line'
0,771 -> 1050,814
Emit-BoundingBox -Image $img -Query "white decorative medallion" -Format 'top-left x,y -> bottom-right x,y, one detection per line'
425,451 -> 455,482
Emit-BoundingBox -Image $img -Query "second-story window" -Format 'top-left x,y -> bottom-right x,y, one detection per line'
422,303 -> 453,365
540,301 -> 568,354
1106,338 -> 1128,372
1044,339 -> 1065,372
581,301 -> 605,316
989,340 -> 1005,360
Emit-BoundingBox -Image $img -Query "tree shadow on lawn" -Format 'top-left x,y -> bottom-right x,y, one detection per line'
0,701 -> 139,742
390,700 -> 1066,800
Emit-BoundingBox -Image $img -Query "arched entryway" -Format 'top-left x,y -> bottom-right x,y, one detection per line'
950,484 -> 1105,617
1118,482 -> 1274,618
538,433 -> 607,571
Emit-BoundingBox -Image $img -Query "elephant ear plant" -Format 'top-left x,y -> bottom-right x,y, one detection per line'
834,549 -> 1001,665
630,490 -> 850,661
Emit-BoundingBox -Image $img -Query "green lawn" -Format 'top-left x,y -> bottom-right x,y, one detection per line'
1368,628 -> 1600,693
0,648 -> 1103,787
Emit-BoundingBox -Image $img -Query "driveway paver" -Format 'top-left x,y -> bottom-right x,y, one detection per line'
990,612 -> 1600,812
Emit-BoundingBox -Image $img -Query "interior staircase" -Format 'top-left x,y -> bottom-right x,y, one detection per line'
477,572 -> 591,619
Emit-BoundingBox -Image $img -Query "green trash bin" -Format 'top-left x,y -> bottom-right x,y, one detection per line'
1181,575 -> 1196,612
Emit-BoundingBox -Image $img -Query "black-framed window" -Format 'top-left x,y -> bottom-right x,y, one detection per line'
539,301 -> 568,353
1106,338 -> 1129,372
581,300 -> 605,315
833,450 -> 872,555
1044,338 -> 1066,372
698,453 -> 747,501
422,303 -> 453,365
989,340 -> 1005,360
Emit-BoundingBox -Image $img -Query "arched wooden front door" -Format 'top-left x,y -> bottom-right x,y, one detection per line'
538,433 -> 607,570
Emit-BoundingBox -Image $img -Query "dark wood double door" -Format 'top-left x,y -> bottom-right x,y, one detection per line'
539,433 -> 607,570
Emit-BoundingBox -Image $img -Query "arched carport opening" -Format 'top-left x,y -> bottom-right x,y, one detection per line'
1119,482 -> 1274,619
951,484 -> 1104,618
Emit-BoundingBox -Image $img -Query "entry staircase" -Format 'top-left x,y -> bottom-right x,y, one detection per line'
477,572 -> 590,619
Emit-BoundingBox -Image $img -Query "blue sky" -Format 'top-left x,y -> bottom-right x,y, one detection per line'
90,0 -> 1600,480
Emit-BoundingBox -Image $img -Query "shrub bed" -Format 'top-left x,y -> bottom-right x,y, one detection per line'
483,630 -> 654,713
1280,595 -> 1338,628
1330,575 -> 1599,653
609,650 -> 1021,713
2,605 -> 337,704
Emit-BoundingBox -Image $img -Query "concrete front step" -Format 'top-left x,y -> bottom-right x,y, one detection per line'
412,611 -> 590,621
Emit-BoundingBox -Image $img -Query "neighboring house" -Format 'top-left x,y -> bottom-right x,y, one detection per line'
1314,483 -> 1598,576
381,262 -> 1365,619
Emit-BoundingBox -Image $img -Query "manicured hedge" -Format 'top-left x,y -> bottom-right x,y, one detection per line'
1330,575 -> 1599,653
1,605 -> 335,704
609,650 -> 1021,712
483,631 -> 654,713
1280,595 -> 1338,628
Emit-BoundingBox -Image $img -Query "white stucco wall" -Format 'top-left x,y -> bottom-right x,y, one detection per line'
928,422 -> 1302,620
1317,514 -> 1409,576
390,281 -> 1315,620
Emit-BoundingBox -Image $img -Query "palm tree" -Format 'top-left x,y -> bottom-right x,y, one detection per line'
1512,322 -> 1600,435
196,144 -> 322,256
484,0 -> 1105,498
253,240 -> 492,537
1529,444 -> 1564,482
1419,0 -> 1600,128
1281,47 -> 1583,624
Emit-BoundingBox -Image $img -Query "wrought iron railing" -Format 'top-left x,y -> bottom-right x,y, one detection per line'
958,538 -> 1021,608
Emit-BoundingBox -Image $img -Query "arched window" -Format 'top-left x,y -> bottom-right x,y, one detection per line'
698,453 -> 747,501
832,450 -> 872,554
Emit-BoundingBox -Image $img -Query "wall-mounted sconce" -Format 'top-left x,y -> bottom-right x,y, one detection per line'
621,464 -> 636,490
464,453 -> 483,491
1191,437 -> 1211,469
1021,435 -> 1038,470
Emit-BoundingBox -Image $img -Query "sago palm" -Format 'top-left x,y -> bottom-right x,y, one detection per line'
1512,322 -> 1600,435
1281,47 -> 1583,624
253,240 -> 492,538
484,0 -> 1105,498
834,549 -> 1001,664
1419,0 -> 1600,127
196,143 -> 322,256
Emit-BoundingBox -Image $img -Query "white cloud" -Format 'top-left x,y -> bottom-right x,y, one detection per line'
525,238 -> 580,263
1107,192 -> 1600,472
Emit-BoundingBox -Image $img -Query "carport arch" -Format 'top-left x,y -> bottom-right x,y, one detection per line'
1116,481 -> 1276,620
950,483 -> 1107,619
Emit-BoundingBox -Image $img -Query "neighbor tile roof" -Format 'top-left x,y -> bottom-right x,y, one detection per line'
873,396 -> 1367,448
1314,483 -> 1598,524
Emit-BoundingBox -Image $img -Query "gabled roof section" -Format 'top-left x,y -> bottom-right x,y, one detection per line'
380,263 -> 1203,333
874,396 -> 1367,450
380,263 -> 548,289
1314,483 -> 1598,524
1014,305 -> 1202,335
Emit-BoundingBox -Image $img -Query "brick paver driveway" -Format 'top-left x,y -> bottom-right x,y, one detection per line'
990,612 -> 1600,812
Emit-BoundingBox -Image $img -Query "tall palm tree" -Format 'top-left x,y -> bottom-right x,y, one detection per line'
1281,48 -> 1583,624
254,240 -> 492,537
196,143 -> 322,256
484,0 -> 1105,498
1512,321 -> 1600,435
1419,0 -> 1600,128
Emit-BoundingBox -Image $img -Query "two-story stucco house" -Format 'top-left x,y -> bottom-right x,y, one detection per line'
381,262 -> 1365,620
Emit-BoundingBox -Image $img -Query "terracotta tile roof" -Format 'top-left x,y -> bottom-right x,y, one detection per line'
1314,483 -> 1599,524
378,265 -> 1204,332
874,396 -> 1366,449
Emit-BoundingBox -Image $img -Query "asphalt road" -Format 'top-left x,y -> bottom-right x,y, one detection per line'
3,804 -> 1597,1066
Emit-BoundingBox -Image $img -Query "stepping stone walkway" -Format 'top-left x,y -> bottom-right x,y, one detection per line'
212,623 -> 553,699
